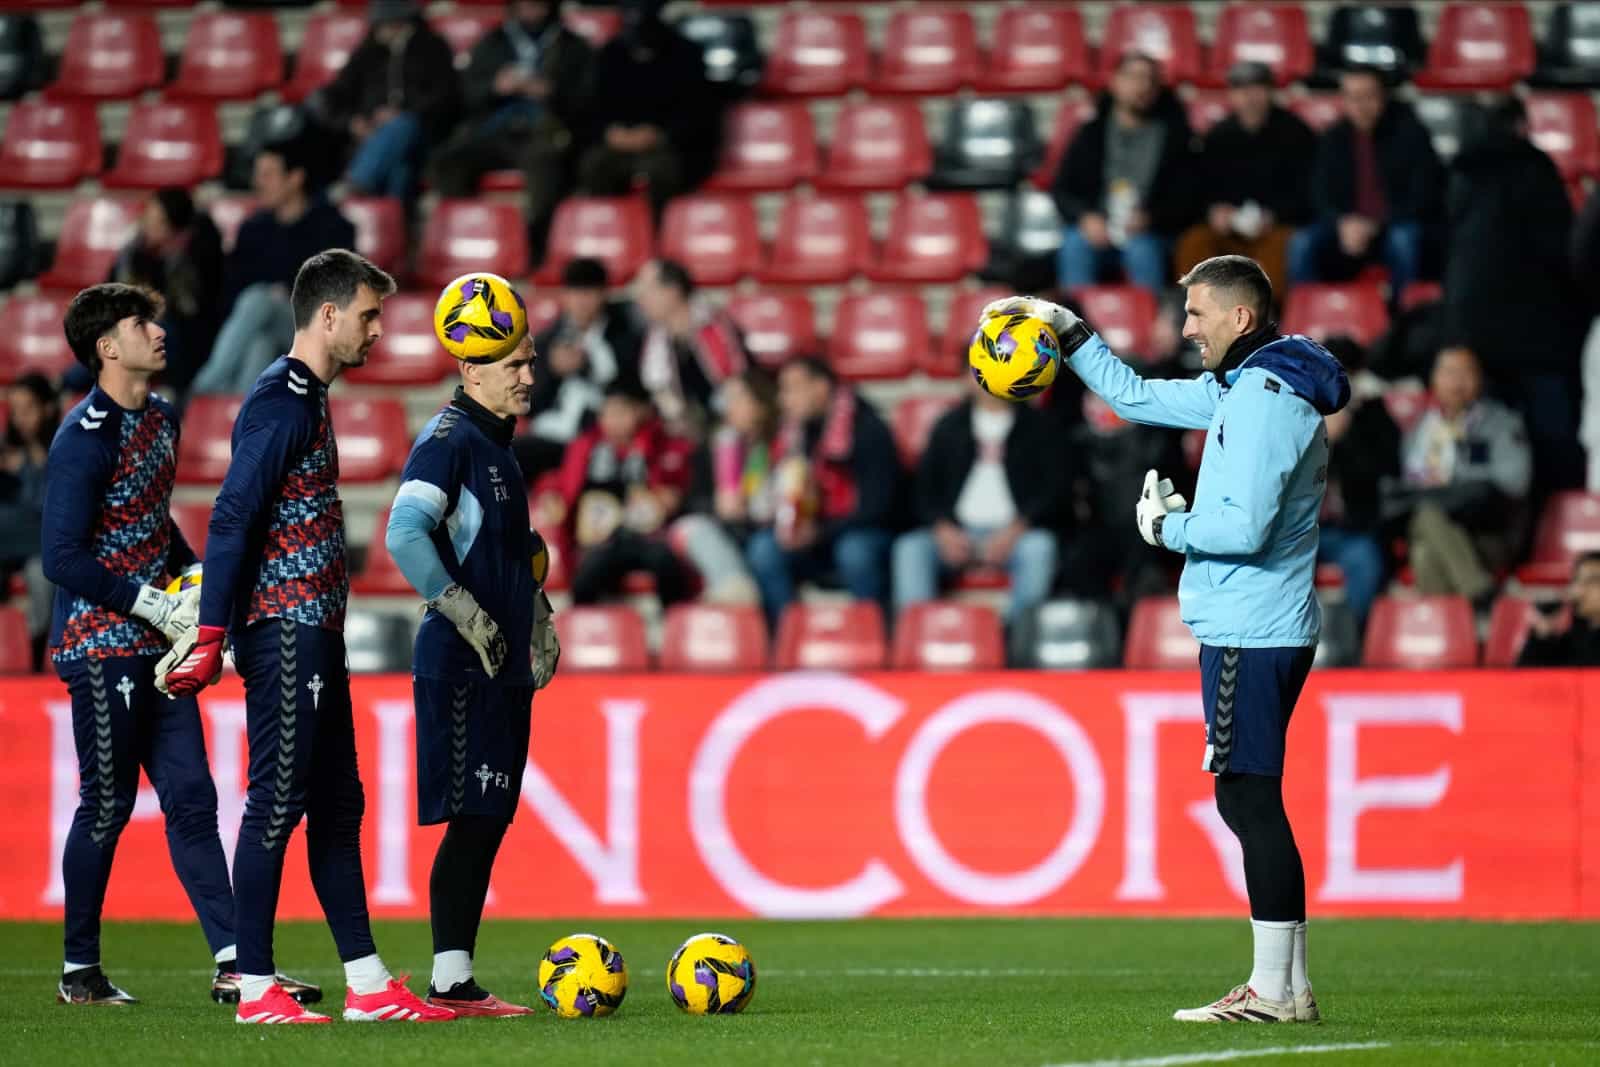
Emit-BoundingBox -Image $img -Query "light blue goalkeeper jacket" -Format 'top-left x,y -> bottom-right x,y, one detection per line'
1068,329 -> 1350,648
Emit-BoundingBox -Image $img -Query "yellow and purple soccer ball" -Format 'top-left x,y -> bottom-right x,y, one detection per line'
967,310 -> 1060,400
536,933 -> 628,1018
433,272 -> 528,363
666,932 -> 756,1015
164,569 -> 201,595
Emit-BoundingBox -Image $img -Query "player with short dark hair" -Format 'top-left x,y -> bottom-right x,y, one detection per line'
161,250 -> 453,1025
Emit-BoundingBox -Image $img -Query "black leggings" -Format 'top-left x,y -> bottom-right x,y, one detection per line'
430,815 -> 510,955
1214,772 -> 1305,922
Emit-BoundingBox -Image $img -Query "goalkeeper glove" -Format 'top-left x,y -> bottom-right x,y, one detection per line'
158,625 -> 227,697
531,590 -> 560,691
429,583 -> 506,678
130,585 -> 193,645
1136,469 -> 1187,548
978,295 -> 1094,357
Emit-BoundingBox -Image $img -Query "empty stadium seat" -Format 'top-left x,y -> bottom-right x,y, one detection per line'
0,605 -> 30,674
1483,595 -> 1566,667
893,601 -> 1004,670
1032,97 -> 1097,190
1283,283 -> 1389,346
1519,492 -> 1600,585
0,293 -> 73,384
339,196 -> 406,274
829,291 -> 926,380
706,101 -> 818,191
555,606 -> 650,672
1207,3 -> 1313,87
430,10 -> 500,64
0,14 -> 46,102
1287,93 -> 1344,132
775,602 -> 886,671
1381,386 -> 1430,435
418,199 -> 530,289
1413,94 -> 1480,162
677,12 -> 762,92
350,507 -> 413,596
284,12 -> 367,103
177,396 -> 245,484
868,193 -> 986,284
226,104 -> 309,192
1316,5 -> 1425,83
1098,4 -> 1203,86
1417,3 -> 1534,91
37,196 -> 139,292
0,98 -> 101,189
763,11 -> 868,97
329,397 -> 408,483
930,98 -> 1043,190
1124,596 -> 1200,670
0,201 -> 38,290
170,12 -> 283,101
658,194 -> 761,286
659,603 -> 768,671
726,292 -> 816,369
936,286 -> 1012,378
565,6 -> 623,49
870,8 -> 977,96
1017,599 -> 1123,670
346,293 -> 455,387
1526,93 -> 1600,180
891,393 -> 962,466
817,99 -> 932,192
1399,280 -> 1444,311
1362,595 -> 1478,668
344,610 -> 415,674
1534,3 -> 1600,88
1184,89 -> 1231,135
984,190 -> 1064,291
1072,285 -> 1159,360
757,194 -> 871,285
103,101 -> 224,190
169,501 -> 212,558
976,5 -> 1089,93
534,196 -> 653,286
49,12 -> 163,100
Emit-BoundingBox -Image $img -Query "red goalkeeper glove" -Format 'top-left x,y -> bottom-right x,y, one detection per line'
160,625 -> 226,697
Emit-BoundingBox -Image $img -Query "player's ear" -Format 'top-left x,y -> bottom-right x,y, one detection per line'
320,300 -> 338,334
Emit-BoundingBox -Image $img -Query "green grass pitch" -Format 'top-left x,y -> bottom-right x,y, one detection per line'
1,919 -> 1596,1065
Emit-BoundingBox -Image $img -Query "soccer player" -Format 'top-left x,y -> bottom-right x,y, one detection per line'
44,283 -> 318,1008
161,251 -> 454,1025
988,255 -> 1349,1023
384,279 -> 560,1015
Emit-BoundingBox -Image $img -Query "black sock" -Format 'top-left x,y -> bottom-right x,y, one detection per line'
429,815 -> 510,958
1215,772 -> 1306,922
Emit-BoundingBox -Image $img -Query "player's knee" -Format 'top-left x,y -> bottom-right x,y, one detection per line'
1215,772 -> 1288,838
745,530 -> 784,572
159,772 -> 221,834
834,533 -> 885,580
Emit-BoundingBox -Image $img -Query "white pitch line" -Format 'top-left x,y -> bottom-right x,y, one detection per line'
1044,1043 -> 1391,1067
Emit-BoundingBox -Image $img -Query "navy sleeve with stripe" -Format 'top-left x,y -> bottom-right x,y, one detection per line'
41,419 -> 142,615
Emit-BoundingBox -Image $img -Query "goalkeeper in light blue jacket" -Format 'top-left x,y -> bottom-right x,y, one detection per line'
989,254 -> 1350,1025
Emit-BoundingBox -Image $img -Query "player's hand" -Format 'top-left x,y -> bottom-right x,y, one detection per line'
429,583 -> 507,678
1136,469 -> 1187,548
1079,213 -> 1111,247
531,591 -> 560,690
978,295 -> 1089,357
130,584 -> 191,644
158,625 -> 227,697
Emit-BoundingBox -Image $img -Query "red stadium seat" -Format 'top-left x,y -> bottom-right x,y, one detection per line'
726,292 -> 817,369
1381,386 -> 1430,435
283,12 -> 367,103
330,397 -> 409,483
351,507 -> 414,596
417,199 -> 530,289
829,291 -> 926,381
757,194 -> 871,285
1072,285 -> 1159,360
1483,595 -> 1567,667
0,99 -> 102,189
1399,280 -> 1444,311
347,294 -> 455,386
1362,595 -> 1478,668
1519,492 -> 1600,585
103,101 -> 224,190
49,12 -> 163,100
1098,4 -> 1203,86
775,602 -> 886,670
1124,596 -> 1200,669
1417,3 -> 1535,91
659,604 -> 769,671
658,194 -> 761,286
0,606 -> 30,675
817,99 -> 932,192
340,196 -> 407,274
1286,93 -> 1344,132
706,101 -> 819,192
1184,89 -> 1231,135
936,285 -> 1012,378
207,195 -> 257,255
1526,92 -> 1600,180
763,11 -> 868,97
534,196 -> 653,286
868,193 -> 986,284
36,196 -> 140,292
891,394 -> 961,466
870,8 -> 977,96
0,293 -> 74,384
1032,97 -> 1097,190
555,606 -> 650,672
1283,283 -> 1390,346
430,10 -> 500,63
977,5 -> 1089,93
170,12 -> 283,101
169,501 -> 212,558
893,601 -> 1004,670
177,396 -> 245,485
563,7 -> 621,48
1206,3 -> 1313,87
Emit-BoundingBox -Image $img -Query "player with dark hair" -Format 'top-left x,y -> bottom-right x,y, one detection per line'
161,250 -> 454,1024
987,254 -> 1350,1023
45,283 -> 318,1007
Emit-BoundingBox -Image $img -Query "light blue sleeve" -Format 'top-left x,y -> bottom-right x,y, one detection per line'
1160,373 -> 1320,557
386,477 -> 453,601
1067,333 -> 1220,430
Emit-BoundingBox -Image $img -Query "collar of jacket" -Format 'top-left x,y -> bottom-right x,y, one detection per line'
450,386 -> 516,447
1212,323 -> 1282,387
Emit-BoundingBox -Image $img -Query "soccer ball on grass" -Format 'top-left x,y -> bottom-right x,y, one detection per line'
666,932 -> 756,1015
537,933 -> 628,1018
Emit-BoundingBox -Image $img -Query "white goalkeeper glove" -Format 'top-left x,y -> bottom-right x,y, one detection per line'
1137,469 -> 1187,548
979,295 -> 1093,357
429,583 -> 506,678
531,590 -> 560,690
130,584 -> 195,645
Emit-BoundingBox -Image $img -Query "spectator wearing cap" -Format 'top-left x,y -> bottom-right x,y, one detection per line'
1519,551 -> 1600,667
633,258 -> 748,438
1174,61 -> 1314,299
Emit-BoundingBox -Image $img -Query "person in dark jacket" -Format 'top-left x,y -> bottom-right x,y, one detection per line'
1174,61 -> 1315,299
1518,551 -> 1600,666
1288,66 -> 1442,297
893,376 -> 1067,626
317,0 -> 460,202
1052,52 -> 1195,294
425,0 -> 597,262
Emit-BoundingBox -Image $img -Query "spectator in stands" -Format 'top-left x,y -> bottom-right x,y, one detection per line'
633,258 -> 748,438
108,189 -> 224,396
1052,52 -> 1194,294
1574,186 -> 1600,491
1289,66 -> 1442,299
893,374 -> 1066,628
0,373 -> 59,668
1518,551 -> 1600,667
576,0 -> 722,218
1386,344 -> 1531,611
191,134 -> 357,396
538,376 -> 695,606
745,357 -> 899,631
426,0 -> 598,263
317,0 -> 460,203
1174,61 -> 1314,299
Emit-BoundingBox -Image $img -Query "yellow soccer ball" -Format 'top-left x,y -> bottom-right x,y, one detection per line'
666,932 -> 756,1015
537,933 -> 628,1018
967,309 -> 1060,401
433,272 -> 528,363
165,569 -> 201,595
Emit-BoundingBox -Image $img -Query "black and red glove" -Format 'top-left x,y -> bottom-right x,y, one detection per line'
158,624 -> 226,697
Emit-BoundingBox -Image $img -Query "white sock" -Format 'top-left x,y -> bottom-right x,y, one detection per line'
1246,919 -> 1296,1003
432,950 -> 473,993
214,945 -> 237,966
238,973 -> 275,1003
62,961 -> 97,975
344,953 -> 393,995
1290,921 -> 1310,996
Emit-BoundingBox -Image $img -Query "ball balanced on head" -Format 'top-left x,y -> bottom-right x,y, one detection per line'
433,272 -> 529,364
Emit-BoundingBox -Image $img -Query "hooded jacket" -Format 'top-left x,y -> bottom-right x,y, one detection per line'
1067,328 -> 1351,647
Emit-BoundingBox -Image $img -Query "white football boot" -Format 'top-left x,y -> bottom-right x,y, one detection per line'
1292,986 -> 1321,1022
1172,983 -> 1295,1023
